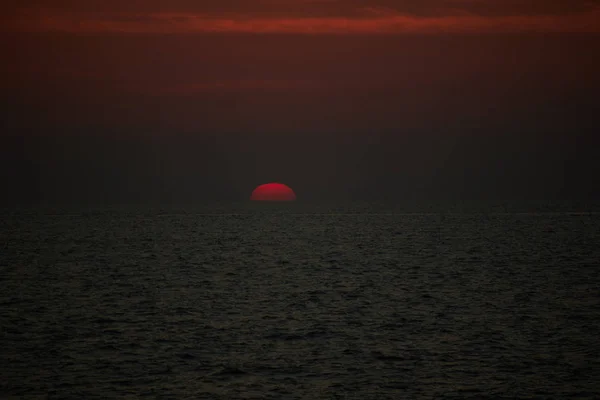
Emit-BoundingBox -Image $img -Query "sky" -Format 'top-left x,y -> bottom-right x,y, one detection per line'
2,1 -> 599,205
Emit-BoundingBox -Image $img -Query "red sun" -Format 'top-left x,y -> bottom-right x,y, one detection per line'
250,183 -> 297,201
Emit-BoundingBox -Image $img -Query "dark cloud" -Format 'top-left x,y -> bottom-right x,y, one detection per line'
4,0 -> 600,17
365,0 -> 600,17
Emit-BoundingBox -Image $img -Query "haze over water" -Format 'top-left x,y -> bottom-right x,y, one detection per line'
2,201 -> 599,398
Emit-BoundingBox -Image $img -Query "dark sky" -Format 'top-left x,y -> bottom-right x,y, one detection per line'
2,1 -> 599,204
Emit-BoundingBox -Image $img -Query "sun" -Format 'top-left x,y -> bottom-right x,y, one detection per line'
250,183 -> 297,201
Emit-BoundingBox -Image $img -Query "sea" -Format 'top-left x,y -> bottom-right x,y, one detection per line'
1,202 -> 599,399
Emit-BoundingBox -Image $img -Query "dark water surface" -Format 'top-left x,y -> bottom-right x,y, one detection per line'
2,203 -> 600,398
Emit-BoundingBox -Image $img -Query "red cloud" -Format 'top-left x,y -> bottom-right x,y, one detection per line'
4,6 -> 600,33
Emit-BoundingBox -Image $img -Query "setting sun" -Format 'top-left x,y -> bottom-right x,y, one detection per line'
250,183 -> 296,201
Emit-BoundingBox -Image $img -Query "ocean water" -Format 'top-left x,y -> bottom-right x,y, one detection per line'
1,203 -> 600,399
